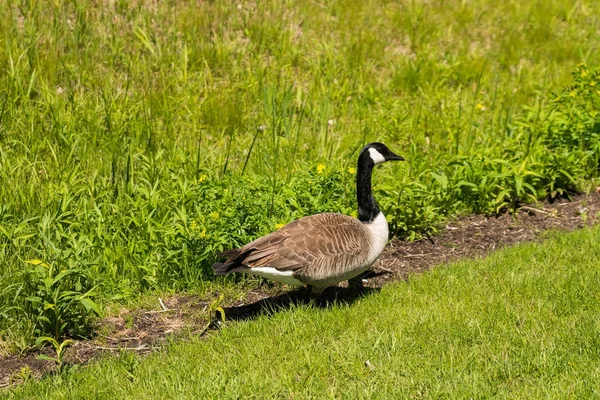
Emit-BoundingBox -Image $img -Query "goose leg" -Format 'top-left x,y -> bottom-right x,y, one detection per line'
348,272 -> 367,290
310,285 -> 327,296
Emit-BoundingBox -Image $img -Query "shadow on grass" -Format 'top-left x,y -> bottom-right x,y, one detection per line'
222,284 -> 381,323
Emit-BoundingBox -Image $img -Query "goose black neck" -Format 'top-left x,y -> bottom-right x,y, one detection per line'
356,155 -> 380,223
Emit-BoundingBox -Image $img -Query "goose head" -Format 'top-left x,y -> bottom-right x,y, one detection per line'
359,142 -> 404,167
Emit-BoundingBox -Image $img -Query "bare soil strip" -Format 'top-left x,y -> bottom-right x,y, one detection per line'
2,193 -> 599,388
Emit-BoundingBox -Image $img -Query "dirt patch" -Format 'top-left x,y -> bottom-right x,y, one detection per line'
0,296 -> 213,388
2,192 -> 599,388
0,350 -> 54,388
373,193 -> 600,285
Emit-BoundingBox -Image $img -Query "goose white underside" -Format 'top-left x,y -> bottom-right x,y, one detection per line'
246,267 -> 304,286
364,212 -> 389,265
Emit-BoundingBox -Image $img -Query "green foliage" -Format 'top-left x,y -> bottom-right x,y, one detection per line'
545,63 -> 600,174
118,350 -> 140,383
20,260 -> 100,341
35,336 -> 75,375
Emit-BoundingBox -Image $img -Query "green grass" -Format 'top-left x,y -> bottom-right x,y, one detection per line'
6,225 -> 600,398
2,0 -> 600,346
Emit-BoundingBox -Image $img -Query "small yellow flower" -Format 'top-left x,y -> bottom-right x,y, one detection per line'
190,221 -> 198,231
316,164 -> 326,174
590,81 -> 597,87
198,175 -> 207,183
210,211 -> 220,221
475,103 -> 486,111
199,228 -> 207,238
275,223 -> 285,229
581,70 -> 589,78
347,167 -> 356,175
350,210 -> 358,218
569,90 -> 577,97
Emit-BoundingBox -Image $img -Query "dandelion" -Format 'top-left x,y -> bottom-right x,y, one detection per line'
198,174 -> 207,183
210,211 -> 220,221
475,103 -> 486,111
275,223 -> 285,229
316,164 -> 326,174
347,167 -> 356,175
569,90 -> 577,97
257,125 -> 267,132
327,119 -> 336,126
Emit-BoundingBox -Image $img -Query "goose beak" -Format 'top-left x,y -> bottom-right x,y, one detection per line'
386,150 -> 404,162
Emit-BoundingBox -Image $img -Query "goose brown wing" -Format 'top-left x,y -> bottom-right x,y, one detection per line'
227,213 -> 367,272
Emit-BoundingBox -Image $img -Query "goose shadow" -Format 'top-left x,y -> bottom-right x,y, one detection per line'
222,284 -> 381,323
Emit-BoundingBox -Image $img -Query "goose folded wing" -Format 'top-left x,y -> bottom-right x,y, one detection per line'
239,214 -> 365,272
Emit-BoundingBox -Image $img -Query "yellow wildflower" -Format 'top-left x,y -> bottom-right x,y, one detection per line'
198,174 -> 207,183
581,70 -> 589,78
590,81 -> 597,87
190,221 -> 198,231
199,228 -> 207,238
475,103 -> 486,111
347,167 -> 356,175
569,90 -> 577,97
316,164 -> 326,174
210,211 -> 220,221
350,210 -> 358,218
275,223 -> 285,229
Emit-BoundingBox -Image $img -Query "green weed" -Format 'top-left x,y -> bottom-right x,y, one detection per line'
19,259 -> 100,341
34,337 -> 75,375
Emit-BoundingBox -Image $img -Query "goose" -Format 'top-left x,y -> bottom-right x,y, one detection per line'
212,142 -> 404,294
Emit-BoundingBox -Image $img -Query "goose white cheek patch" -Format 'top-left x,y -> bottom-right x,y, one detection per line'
368,148 -> 386,165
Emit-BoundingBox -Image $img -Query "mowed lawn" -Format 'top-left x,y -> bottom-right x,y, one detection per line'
6,225 -> 600,399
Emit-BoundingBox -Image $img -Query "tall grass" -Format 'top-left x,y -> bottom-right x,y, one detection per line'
1,0 -> 600,346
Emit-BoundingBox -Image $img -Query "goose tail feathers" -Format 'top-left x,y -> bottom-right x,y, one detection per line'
211,248 -> 251,275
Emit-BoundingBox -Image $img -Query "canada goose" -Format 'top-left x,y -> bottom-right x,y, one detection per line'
212,142 -> 404,294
